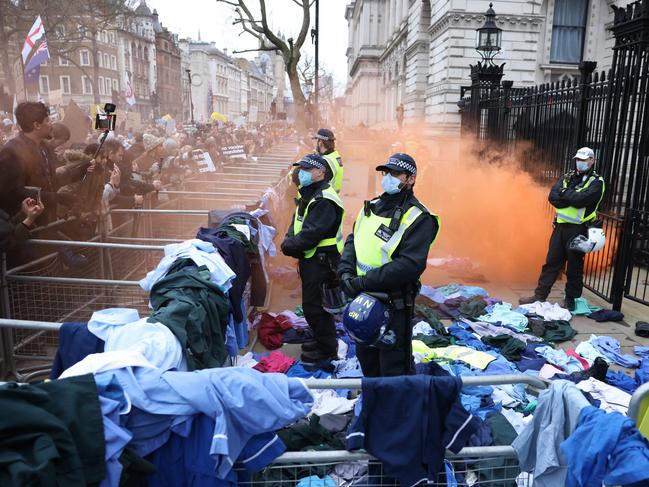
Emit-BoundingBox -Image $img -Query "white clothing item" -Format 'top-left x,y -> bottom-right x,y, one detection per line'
234,352 -> 259,368
492,388 -> 521,408
88,308 -> 140,341
60,350 -> 155,381
575,339 -> 612,365
500,408 -> 532,434
412,321 -> 435,336
576,377 -> 631,414
309,389 -> 357,416
516,473 -> 533,487
519,301 -> 572,321
230,224 -> 251,241
337,339 -> 349,360
539,364 -> 564,379
139,239 -> 235,292
104,318 -> 186,372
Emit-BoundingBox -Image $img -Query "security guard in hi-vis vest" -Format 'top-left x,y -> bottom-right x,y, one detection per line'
281,153 -> 345,363
312,128 -> 344,194
520,147 -> 605,311
338,153 -> 440,377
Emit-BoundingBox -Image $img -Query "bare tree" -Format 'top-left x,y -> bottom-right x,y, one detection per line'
216,0 -> 314,127
0,0 -> 136,103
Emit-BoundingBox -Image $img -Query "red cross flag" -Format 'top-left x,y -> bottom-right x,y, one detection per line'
22,16 -> 45,64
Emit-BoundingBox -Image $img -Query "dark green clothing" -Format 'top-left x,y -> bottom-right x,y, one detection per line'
414,333 -> 452,348
277,415 -> 345,452
413,303 -> 447,335
542,320 -> 577,343
477,412 -> 520,486
458,296 -> 488,319
149,260 -> 230,370
481,335 -> 526,362
216,221 -> 258,254
0,374 -> 106,487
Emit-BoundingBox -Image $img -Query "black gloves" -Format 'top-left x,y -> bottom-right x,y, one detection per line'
340,273 -> 366,298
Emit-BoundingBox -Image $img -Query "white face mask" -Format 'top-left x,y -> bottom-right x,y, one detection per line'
381,174 -> 403,194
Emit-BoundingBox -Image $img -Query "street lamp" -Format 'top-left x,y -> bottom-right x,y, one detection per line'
476,3 -> 502,65
186,68 -> 195,125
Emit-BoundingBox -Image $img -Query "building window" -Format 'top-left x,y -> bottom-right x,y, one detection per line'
104,53 -> 110,68
55,25 -> 66,39
98,76 -> 105,95
97,51 -> 103,67
59,57 -> 69,66
113,78 -> 119,91
80,49 -> 90,66
101,31 -> 108,43
39,75 -> 49,93
106,78 -> 113,95
111,55 -> 117,70
109,31 -> 116,44
82,75 -> 93,94
550,0 -> 589,64
60,75 -> 71,94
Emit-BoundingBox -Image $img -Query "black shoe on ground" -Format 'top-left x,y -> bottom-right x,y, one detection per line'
300,340 -> 319,352
300,348 -> 337,364
568,356 -> 609,383
519,295 -> 545,305
562,297 -> 576,312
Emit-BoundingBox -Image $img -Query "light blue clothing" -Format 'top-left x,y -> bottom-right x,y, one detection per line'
296,475 -> 336,487
95,365 -> 313,480
460,393 -> 501,420
482,352 -> 518,375
635,346 -> 649,359
99,394 -> 132,487
139,239 -> 235,293
513,380 -> 590,487
571,297 -> 602,316
162,368 -> 313,479
590,335 -> 640,368
440,363 -> 494,397
88,308 -> 140,341
535,346 -> 584,374
477,303 -> 528,332
420,285 -> 448,304
560,406 -> 649,487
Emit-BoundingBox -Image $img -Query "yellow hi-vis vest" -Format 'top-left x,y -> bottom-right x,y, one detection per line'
293,185 -> 345,259
322,150 -> 344,193
352,200 -> 440,276
555,173 -> 605,224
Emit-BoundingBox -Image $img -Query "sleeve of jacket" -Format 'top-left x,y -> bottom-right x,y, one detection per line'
0,146 -> 28,207
281,198 -> 341,258
362,212 -> 438,291
548,176 -> 569,209
338,231 -> 357,277
560,177 -> 604,208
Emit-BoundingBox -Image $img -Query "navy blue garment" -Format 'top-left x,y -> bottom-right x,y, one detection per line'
50,322 -> 104,379
636,358 -> 649,387
346,376 -> 479,487
196,227 -> 250,323
145,414 -> 285,486
448,323 -> 491,352
516,343 -> 547,372
588,309 -> 624,322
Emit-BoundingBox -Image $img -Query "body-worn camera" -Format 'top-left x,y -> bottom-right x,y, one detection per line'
94,103 -> 117,131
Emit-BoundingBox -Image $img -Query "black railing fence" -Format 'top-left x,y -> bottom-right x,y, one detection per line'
459,0 -> 649,309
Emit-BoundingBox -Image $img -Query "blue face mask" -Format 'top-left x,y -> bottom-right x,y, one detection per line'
381,174 -> 402,194
576,160 -> 590,173
298,169 -> 313,187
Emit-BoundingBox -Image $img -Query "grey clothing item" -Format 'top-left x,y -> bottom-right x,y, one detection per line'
459,318 -> 541,344
512,380 -> 590,487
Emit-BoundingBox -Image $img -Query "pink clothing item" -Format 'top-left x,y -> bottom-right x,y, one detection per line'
539,363 -> 564,379
253,351 -> 296,373
566,348 -> 590,370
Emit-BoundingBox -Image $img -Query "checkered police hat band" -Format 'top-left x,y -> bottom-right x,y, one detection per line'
303,158 -> 326,170
387,158 -> 416,174
314,134 -> 330,141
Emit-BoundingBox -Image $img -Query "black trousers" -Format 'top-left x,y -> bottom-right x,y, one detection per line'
298,254 -> 338,356
356,305 -> 415,377
534,222 -> 587,300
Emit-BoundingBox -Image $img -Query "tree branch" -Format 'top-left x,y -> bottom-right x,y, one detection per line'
232,47 -> 278,54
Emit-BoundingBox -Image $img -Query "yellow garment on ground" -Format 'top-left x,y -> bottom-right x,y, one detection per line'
412,341 -> 495,370
638,396 -> 649,440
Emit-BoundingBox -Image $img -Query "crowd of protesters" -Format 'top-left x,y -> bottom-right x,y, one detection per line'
0,101 -> 291,257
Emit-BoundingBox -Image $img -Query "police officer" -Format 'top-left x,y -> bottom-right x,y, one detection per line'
281,153 -> 345,363
338,153 -> 440,377
313,128 -> 343,193
520,147 -> 605,311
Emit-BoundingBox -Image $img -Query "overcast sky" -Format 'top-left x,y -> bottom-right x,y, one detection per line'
147,0 -> 350,90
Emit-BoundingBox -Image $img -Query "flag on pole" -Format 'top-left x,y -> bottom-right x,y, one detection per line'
24,38 -> 50,84
208,87 -> 213,115
22,16 -> 45,64
12,94 -> 17,124
123,71 -> 136,106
